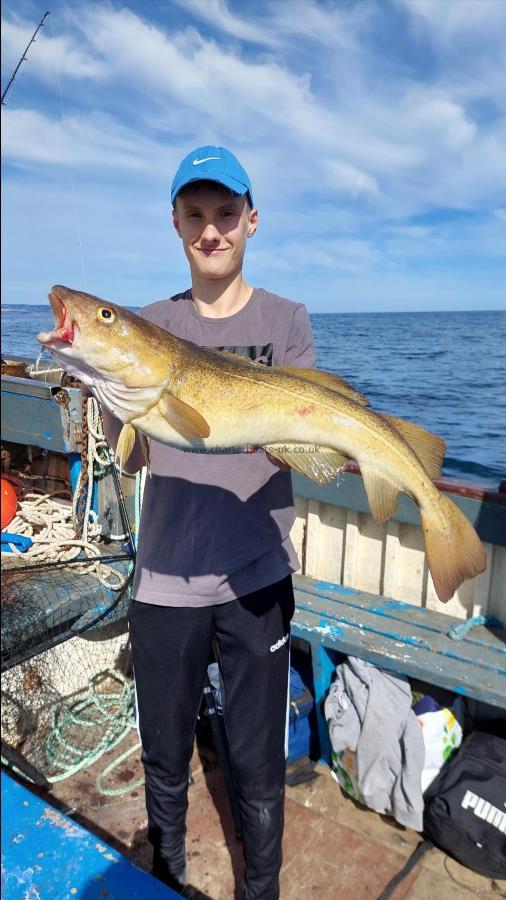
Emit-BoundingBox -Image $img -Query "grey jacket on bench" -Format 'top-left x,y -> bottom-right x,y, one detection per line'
325,656 -> 425,831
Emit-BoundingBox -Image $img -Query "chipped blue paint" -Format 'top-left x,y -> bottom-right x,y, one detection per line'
370,600 -> 421,613
372,600 -> 430,616
317,618 -> 345,638
1,773 -> 178,899
386,633 -> 432,649
449,685 -> 471,697
313,581 -> 356,595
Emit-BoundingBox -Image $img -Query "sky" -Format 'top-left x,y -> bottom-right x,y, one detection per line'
1,0 -> 506,312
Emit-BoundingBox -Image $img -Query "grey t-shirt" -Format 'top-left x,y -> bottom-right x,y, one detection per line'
133,287 -> 316,607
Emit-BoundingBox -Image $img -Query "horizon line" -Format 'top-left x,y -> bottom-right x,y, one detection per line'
1,303 -> 504,315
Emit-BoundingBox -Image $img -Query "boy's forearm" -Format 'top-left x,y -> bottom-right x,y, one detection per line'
100,406 -> 146,474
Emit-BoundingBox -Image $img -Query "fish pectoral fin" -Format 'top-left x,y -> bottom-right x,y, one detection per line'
158,394 -> 210,440
360,465 -> 399,523
116,423 -> 137,472
274,365 -> 369,406
139,432 -> 151,473
382,415 -> 446,481
267,444 -> 350,485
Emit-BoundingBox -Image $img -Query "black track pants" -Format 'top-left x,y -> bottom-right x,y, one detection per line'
128,576 -> 295,900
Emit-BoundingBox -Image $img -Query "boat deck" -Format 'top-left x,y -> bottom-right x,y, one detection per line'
16,731 -> 503,900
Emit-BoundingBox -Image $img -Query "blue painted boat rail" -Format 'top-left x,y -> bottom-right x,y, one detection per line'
292,468 -> 506,549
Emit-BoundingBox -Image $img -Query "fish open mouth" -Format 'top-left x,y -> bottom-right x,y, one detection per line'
37,287 -> 78,346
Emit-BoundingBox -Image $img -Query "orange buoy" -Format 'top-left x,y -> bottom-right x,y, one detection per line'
1,478 -> 18,529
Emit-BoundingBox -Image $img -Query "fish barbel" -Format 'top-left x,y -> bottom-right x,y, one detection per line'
38,285 -> 487,603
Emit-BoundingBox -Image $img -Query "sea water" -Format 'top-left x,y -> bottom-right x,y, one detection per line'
2,305 -> 505,488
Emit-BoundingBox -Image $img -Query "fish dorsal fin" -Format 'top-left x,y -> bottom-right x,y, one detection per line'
381,415 -> 446,481
267,443 -> 350,485
158,394 -> 210,440
216,350 -> 369,407
116,423 -> 137,472
360,464 -> 399,523
274,365 -> 368,406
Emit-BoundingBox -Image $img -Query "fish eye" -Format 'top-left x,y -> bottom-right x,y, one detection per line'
97,307 -> 115,323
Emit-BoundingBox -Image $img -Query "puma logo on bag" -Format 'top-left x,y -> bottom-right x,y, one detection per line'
461,790 -> 506,833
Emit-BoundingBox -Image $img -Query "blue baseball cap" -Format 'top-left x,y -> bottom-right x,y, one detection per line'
171,145 -> 253,206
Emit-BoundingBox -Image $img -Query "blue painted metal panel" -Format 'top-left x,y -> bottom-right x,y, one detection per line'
1,772 -> 178,899
1,392 -> 69,452
1,381 -> 82,453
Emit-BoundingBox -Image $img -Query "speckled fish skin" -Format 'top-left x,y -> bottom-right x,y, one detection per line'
38,285 -> 487,602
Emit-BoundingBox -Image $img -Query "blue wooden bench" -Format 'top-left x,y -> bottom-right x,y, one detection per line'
291,575 -> 506,763
1,772 -> 178,899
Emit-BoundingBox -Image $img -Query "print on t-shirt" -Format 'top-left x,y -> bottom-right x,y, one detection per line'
207,344 -> 273,366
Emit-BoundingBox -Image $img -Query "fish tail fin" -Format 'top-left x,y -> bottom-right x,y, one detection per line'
421,493 -> 487,602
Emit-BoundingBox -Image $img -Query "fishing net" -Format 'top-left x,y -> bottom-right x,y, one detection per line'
1,396 -> 138,786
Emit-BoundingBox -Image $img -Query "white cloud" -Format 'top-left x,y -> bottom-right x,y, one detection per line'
249,236 -> 380,276
5,5 -> 493,211
176,0 -> 367,52
1,0 -> 505,313
1,107 -> 168,172
410,96 -> 476,152
325,160 -> 380,199
71,7 -> 419,189
0,16 -> 105,84
171,0 -> 280,46
398,0 -> 506,42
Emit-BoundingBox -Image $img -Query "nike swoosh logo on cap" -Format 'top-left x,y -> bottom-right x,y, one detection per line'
192,156 -> 220,166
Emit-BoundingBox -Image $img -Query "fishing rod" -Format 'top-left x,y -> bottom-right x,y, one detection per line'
1,10 -> 50,105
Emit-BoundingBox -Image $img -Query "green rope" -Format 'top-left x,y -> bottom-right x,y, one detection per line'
2,669 -> 144,797
43,668 -> 144,796
96,739 -> 144,796
3,408 -> 142,798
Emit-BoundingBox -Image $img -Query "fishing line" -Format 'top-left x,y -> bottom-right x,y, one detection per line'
49,15 -> 89,292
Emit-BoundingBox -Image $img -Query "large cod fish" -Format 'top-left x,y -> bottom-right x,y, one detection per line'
38,285 -> 487,603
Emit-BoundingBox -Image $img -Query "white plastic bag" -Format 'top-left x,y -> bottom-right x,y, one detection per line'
417,698 -> 465,792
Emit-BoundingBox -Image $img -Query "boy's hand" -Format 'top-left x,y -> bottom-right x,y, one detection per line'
267,452 -> 290,471
246,446 -> 290,472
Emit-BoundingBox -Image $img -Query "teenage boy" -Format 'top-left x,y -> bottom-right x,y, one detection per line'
104,146 -> 315,899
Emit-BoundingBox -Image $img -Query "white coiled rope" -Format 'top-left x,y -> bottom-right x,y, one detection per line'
3,397 -> 126,590
28,356 -> 66,386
